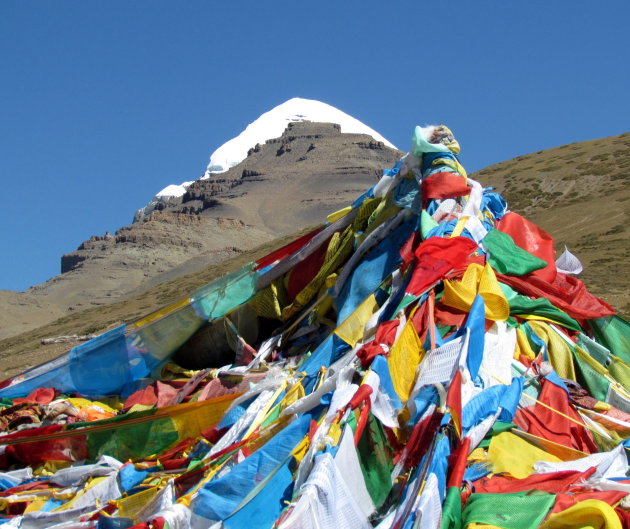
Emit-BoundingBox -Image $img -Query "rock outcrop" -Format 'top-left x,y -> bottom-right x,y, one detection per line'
161,122 -> 402,233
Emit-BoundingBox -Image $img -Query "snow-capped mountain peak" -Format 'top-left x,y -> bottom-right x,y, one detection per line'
203,97 -> 396,175
135,98 -> 396,221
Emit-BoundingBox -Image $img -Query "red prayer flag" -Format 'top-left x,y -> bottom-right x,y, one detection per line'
421,171 -> 471,208
514,378 -> 598,453
473,467 -> 596,494
497,212 -> 557,283
446,437 -> 470,488
497,271 -> 615,321
254,226 -> 322,270
13,387 -> 57,405
406,236 -> 478,296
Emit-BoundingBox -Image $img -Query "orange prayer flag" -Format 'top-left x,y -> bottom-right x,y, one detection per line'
447,368 -> 463,438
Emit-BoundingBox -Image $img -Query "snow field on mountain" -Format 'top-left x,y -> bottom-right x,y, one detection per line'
149,98 -> 395,203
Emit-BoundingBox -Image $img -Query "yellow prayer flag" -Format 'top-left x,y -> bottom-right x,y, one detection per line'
488,431 -> 561,479
334,293 -> 379,347
515,327 -> 537,360
442,263 -> 509,321
388,320 -> 424,402
451,216 -> 469,238
541,499 -> 622,529
117,485 -> 163,519
528,321 -> 576,381
510,429 -> 588,461
327,206 -> 353,224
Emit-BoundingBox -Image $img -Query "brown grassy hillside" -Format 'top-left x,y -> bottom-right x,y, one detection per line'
473,131 -> 630,319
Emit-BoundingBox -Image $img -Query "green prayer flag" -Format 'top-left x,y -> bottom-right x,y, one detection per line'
577,333 -> 611,368
484,229 -> 547,276
421,210 -> 439,239
589,316 -> 630,365
572,346 -> 611,402
440,486 -> 462,529
462,491 -> 556,529
507,292 -> 581,332
192,263 -> 258,320
356,413 -> 394,508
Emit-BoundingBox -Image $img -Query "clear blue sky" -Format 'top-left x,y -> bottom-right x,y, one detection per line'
1,1 -> 629,292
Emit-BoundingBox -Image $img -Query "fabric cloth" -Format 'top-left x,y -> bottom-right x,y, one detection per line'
278,452 -> 371,529
514,378 -> 598,453
442,263 -> 510,321
541,499 -> 623,529
483,228 -> 547,276
497,212 -> 557,283
462,491 -> 556,529
406,237 -> 479,297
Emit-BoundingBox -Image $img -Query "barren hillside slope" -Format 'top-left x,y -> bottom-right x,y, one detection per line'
474,131 -> 630,317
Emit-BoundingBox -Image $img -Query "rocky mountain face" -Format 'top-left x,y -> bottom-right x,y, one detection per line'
141,121 -> 401,233
34,211 -> 271,310
0,122 -> 401,340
